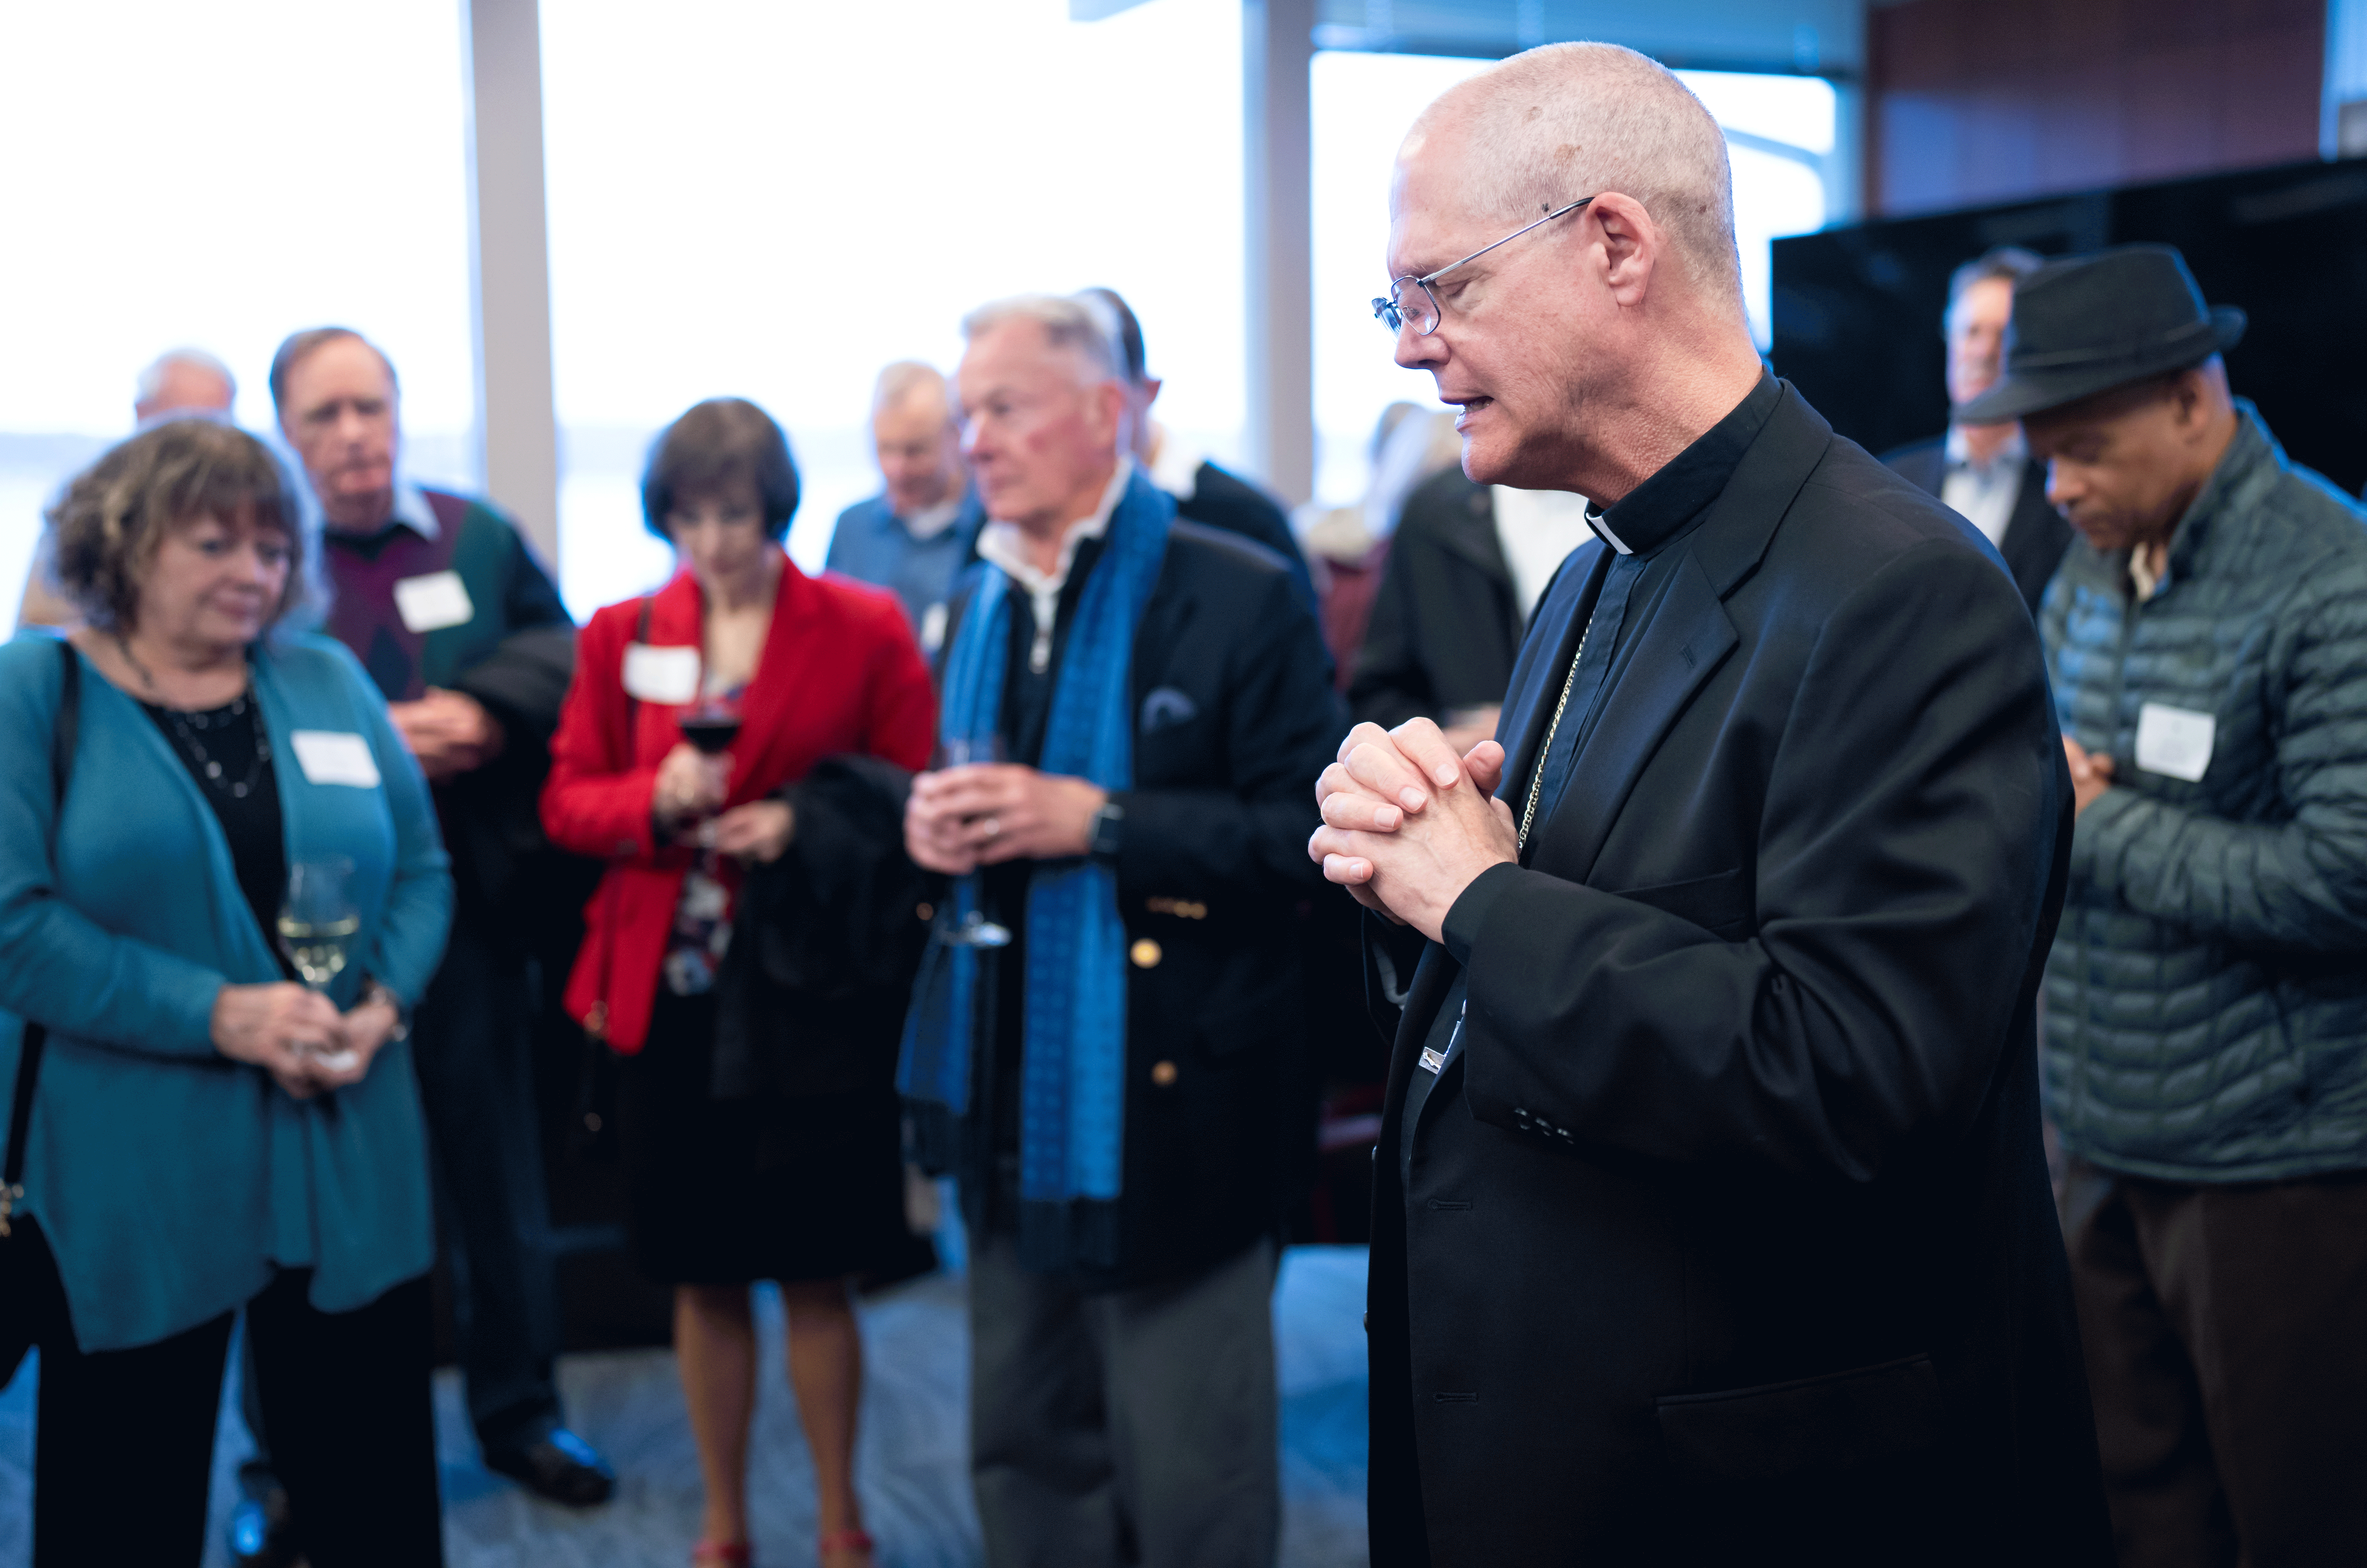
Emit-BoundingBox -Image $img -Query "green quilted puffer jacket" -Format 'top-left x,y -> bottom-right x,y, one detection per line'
2040,407 -> 2367,1183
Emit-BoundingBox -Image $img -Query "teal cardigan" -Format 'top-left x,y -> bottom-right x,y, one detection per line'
0,631 -> 453,1352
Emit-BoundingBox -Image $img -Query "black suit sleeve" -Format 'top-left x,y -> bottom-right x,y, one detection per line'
1447,539 -> 2066,1180
1116,568 -> 1343,905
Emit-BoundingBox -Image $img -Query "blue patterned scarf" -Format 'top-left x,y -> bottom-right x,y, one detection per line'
898,470 -> 1173,1205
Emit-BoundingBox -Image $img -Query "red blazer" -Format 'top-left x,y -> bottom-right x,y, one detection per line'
540,556 -> 935,1052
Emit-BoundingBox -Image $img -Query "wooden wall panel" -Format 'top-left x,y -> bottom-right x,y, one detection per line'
1867,0 -> 2324,216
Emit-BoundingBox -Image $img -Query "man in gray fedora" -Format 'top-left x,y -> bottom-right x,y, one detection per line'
1964,243 -> 2367,1568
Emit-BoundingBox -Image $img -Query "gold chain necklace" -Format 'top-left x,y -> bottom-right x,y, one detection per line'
1517,610 -> 1595,852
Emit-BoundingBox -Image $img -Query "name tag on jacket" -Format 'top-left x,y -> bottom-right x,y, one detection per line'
393,570 -> 475,633
2134,702 -> 2216,782
290,730 -> 382,788
623,643 -> 701,705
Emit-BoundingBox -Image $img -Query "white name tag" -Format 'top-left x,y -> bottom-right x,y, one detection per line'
2135,702 -> 2216,782
290,730 -> 382,788
919,601 -> 950,655
622,642 -> 702,705
392,570 -> 474,634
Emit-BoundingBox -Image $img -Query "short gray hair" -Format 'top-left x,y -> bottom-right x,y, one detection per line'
872,360 -> 951,416
960,294 -> 1127,385
135,347 -> 236,407
1943,246 -> 2045,334
1407,42 -> 1743,315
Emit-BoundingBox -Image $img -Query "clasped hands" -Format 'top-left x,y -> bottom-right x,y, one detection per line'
1308,718 -> 1520,944
388,687 -> 505,782
906,764 -> 1107,876
653,743 -> 794,862
210,982 -> 399,1100
2062,736 -> 2114,818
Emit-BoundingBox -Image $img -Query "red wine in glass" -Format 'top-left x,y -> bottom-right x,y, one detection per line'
678,704 -> 742,755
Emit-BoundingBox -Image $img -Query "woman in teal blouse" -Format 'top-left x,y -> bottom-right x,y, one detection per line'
0,421 -> 454,1567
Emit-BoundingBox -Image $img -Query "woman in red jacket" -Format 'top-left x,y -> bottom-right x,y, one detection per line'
541,399 -> 933,1568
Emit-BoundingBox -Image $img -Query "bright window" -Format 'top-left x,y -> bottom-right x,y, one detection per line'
1309,53 -> 1837,505
540,0 -> 1247,617
0,1 -> 476,614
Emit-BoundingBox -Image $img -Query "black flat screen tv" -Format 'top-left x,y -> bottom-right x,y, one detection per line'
1772,157 -> 2367,496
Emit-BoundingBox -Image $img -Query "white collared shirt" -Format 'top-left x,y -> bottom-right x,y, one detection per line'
1939,425 -> 2027,550
976,458 -> 1135,673
900,495 -> 963,542
1491,485 -> 1597,624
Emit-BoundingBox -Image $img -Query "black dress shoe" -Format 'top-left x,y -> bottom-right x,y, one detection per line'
484,1427 -> 617,1507
226,1477 -> 299,1568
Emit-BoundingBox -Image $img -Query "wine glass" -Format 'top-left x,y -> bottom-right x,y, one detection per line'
677,699 -> 743,757
279,856 -> 361,1072
928,736 -> 1012,948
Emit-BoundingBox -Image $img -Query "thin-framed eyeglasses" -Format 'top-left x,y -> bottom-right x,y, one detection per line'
1372,195 -> 1596,336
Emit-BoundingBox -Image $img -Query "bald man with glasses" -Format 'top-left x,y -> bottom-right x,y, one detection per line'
1313,44 -> 2110,1568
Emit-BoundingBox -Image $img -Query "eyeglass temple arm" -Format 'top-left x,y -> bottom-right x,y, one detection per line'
1418,195 -> 1596,287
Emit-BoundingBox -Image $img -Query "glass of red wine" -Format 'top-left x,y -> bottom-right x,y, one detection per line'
677,702 -> 742,756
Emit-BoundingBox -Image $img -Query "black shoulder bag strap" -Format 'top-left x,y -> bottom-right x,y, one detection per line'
567,596 -> 654,1160
2,638 -> 80,1240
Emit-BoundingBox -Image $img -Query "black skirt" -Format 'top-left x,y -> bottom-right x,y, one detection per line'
619,988 -> 911,1286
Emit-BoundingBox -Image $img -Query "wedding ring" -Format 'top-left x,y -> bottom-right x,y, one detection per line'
982,816 -> 1002,840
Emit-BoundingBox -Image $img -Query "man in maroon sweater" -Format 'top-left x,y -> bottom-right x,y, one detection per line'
224,328 -> 613,1554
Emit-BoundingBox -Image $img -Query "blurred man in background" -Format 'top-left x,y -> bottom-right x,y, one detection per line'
16,347 -> 241,631
1884,246 -> 2071,613
1346,458 -> 1592,754
825,360 -> 981,655
248,327 -> 613,1538
134,345 -> 238,428
1980,245 -> 2367,1568
1080,286 -> 1319,616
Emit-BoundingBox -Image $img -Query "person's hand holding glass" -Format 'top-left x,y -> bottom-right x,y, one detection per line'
904,739 -> 1030,948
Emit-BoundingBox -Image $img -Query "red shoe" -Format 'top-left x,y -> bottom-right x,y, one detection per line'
691,1543 -> 752,1565
818,1528 -> 875,1564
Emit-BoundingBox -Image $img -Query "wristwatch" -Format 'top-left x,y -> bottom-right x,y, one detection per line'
1087,800 -> 1126,863
360,978 -> 413,1043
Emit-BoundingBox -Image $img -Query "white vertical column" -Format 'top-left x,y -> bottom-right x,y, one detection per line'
462,0 -> 561,567
1243,0 -> 1316,508
2328,0 -> 2367,156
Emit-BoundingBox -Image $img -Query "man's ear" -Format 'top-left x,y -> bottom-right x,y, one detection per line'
1092,380 -> 1129,443
1586,192 -> 1658,306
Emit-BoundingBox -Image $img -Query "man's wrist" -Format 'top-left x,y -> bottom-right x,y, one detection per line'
1087,797 -> 1125,863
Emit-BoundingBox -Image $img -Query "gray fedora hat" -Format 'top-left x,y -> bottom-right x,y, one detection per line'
1955,243 -> 2246,424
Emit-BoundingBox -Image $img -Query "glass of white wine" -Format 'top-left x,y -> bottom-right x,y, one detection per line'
279,856 -> 361,1073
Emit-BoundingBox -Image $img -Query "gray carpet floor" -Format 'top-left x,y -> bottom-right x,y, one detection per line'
0,1245 -> 1371,1568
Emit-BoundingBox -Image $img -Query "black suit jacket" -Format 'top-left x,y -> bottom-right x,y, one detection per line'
1367,388 -> 2111,1565
938,521 -> 1347,1287
1347,467 -> 1522,731
1882,436 -> 2072,614
1175,459 -> 1320,618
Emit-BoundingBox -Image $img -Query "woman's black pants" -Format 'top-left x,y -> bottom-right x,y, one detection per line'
21,1219 -> 443,1567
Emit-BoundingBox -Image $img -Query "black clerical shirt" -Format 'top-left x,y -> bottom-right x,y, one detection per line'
1399,372 -> 1781,1183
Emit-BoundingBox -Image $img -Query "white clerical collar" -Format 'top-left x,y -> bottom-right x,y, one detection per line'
977,456 -> 1134,600
1145,425 -> 1204,502
1582,499 -> 1634,556
1944,422 -> 2027,475
901,495 -> 962,541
